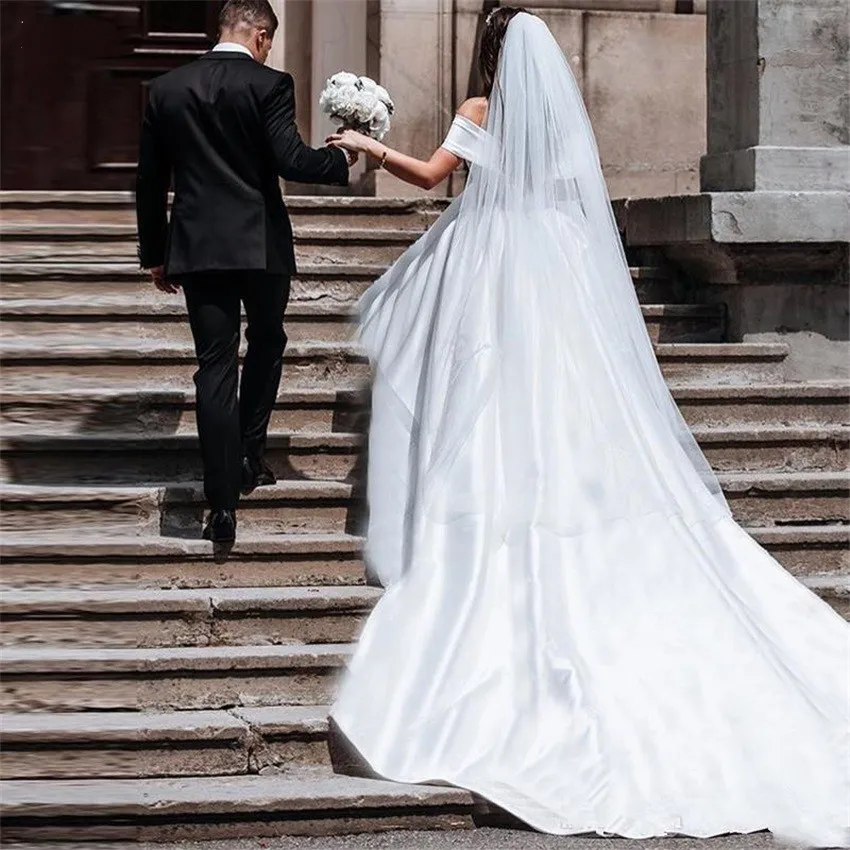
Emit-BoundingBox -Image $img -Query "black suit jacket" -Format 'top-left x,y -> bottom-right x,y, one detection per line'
135,51 -> 348,277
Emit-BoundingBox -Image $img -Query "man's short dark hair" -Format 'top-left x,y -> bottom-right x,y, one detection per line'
219,0 -> 279,37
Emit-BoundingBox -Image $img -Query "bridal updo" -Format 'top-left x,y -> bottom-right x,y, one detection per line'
478,6 -> 529,96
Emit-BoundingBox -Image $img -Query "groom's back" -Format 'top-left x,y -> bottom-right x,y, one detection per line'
152,53 -> 280,197
136,47 -> 346,277
144,52 -> 290,276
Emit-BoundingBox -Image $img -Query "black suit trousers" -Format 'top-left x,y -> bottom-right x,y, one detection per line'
181,272 -> 290,511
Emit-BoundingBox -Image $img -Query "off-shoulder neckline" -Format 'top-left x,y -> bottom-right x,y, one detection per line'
453,113 -> 488,133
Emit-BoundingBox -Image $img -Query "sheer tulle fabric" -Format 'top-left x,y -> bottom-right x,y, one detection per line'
330,13 -> 850,845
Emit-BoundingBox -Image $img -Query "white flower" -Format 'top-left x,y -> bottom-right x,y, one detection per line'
367,100 -> 391,139
353,90 -> 378,123
318,70 -> 394,139
356,76 -> 378,93
329,71 -> 358,88
375,85 -> 393,111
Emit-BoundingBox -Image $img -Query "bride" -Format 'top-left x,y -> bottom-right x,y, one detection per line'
325,8 -> 849,844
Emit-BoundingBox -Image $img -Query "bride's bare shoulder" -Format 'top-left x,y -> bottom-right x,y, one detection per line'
456,97 -> 488,127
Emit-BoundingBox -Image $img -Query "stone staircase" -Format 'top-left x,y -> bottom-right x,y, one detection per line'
0,191 -> 848,842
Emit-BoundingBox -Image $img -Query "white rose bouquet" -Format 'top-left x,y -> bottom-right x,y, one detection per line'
319,72 -> 394,141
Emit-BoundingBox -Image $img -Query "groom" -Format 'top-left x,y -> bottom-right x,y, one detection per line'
136,0 -> 352,553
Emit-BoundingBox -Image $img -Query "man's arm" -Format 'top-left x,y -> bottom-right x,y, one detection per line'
263,73 -> 349,186
135,94 -> 174,289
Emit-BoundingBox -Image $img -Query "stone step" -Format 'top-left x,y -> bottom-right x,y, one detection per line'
1,298 -> 360,345
2,425 -> 847,485
673,382 -> 850,427
0,339 -> 789,388
0,191 -> 450,229
0,705 -> 333,779
1,643 -> 352,711
3,382 -> 847,437
0,387 -> 367,436
0,260 -> 683,303
1,431 -> 366,483
692,425 -> 848,473
1,572 -> 845,652
719,471 -> 850,526
0,338 -> 371,390
0,532 -> 367,590
4,525 -> 846,592
730,524 -> 850,576
1,472 -> 846,541
0,476 -> 838,538
0,296 -> 726,345
0,768 -> 474,841
0,481 -> 360,537
0,586 -> 380,648
0,262 -> 385,303
0,224 -> 421,266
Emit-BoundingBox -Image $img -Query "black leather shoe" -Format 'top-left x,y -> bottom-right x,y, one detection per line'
241,455 -> 276,496
202,509 -> 236,561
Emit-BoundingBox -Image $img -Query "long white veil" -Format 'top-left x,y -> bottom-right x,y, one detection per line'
461,11 -> 727,507
360,11 -> 728,588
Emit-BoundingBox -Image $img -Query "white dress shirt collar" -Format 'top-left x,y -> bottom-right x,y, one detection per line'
212,42 -> 254,58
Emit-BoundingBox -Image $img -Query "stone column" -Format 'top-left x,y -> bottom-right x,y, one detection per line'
267,0 -> 287,73
701,0 -> 849,191
372,0 -> 456,197
617,0 -> 850,380
267,0 -> 313,135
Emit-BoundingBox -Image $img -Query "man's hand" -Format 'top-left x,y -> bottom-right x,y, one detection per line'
149,265 -> 180,294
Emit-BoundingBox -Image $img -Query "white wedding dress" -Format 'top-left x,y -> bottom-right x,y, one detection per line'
330,14 -> 850,845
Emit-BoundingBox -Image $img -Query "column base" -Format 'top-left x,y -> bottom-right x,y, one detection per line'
616,190 -> 850,380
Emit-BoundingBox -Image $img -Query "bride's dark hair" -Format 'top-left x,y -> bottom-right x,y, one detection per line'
478,6 -> 529,97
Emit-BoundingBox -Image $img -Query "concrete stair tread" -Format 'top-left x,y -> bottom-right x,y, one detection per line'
0,765 -> 474,816
1,523 -> 845,553
716,470 -> 850,490
0,190 -> 451,212
5,472 -> 846,501
0,480 -> 353,501
1,575 -> 843,619
0,585 -> 381,616
0,295 -> 723,319
4,423 -> 848,446
0,530 -> 363,558
2,472 -> 846,505
1,708 -> 251,741
2,642 -> 353,673
0,259 -> 674,280
0,222 -> 426,242
0,295 -> 359,318
0,704 -> 330,742
0,385 -> 364,406
0,337 -> 366,358
0,336 -> 787,359
0,261 -> 389,279
746,524 -> 850,544
7,380 -> 843,401
690,424 -> 850,441
1,429 -> 366,449
671,381 -> 850,400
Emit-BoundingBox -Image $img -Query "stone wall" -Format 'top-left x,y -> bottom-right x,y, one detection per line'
272,0 -> 708,199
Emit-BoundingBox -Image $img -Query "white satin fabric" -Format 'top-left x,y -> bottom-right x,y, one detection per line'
330,13 -> 850,845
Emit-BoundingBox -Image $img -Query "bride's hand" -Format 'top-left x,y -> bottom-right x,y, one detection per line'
326,129 -> 375,156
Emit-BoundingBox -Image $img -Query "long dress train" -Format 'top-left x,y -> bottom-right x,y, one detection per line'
330,13 -> 850,845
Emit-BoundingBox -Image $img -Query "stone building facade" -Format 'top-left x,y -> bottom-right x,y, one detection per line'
271,0 -> 709,198
0,0 -> 707,199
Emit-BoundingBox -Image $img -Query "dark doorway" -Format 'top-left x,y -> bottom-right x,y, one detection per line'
1,0 -> 221,189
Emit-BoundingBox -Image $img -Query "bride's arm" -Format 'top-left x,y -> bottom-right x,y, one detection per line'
327,98 -> 486,191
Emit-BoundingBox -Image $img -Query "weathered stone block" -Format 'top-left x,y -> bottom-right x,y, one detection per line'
584,11 -> 706,198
